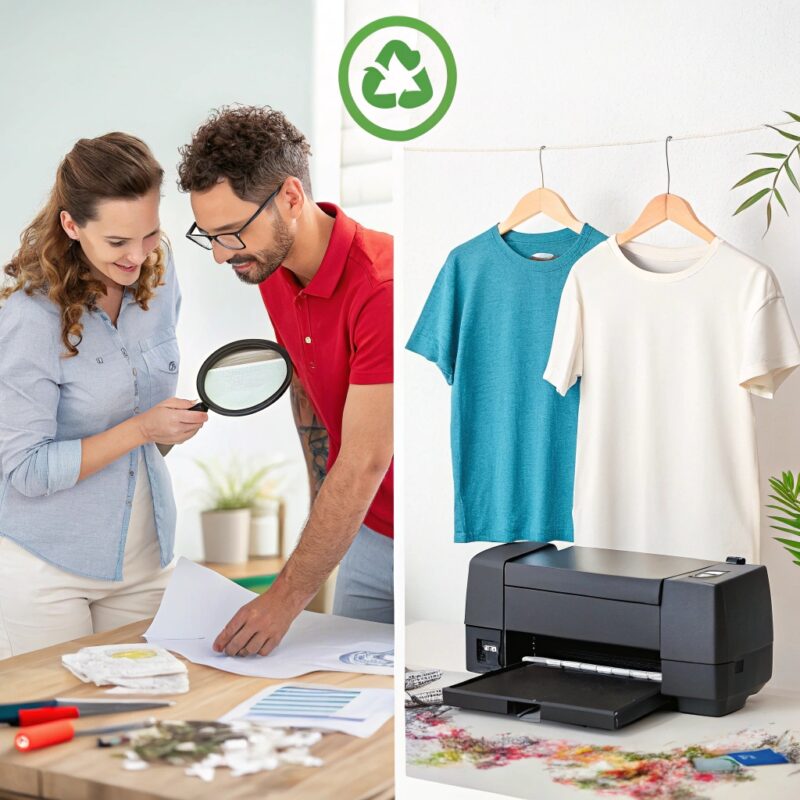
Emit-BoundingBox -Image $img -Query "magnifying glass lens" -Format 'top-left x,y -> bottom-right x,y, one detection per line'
202,348 -> 289,412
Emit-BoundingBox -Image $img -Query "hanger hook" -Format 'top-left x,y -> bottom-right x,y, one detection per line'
539,145 -> 546,188
665,135 -> 673,195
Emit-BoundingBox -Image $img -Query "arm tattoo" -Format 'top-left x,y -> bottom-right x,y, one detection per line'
290,376 -> 329,501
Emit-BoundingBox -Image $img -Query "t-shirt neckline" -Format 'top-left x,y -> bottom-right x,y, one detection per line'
490,222 -> 593,273
608,235 -> 722,282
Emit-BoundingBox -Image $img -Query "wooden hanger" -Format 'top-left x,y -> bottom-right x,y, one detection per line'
498,146 -> 584,235
616,136 -> 716,245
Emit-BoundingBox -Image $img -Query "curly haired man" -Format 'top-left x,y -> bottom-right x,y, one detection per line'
178,105 -> 393,657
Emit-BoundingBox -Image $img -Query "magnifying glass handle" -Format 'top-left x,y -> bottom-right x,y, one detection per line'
190,402 -> 208,412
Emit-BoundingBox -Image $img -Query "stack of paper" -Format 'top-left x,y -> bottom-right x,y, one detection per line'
144,558 -> 394,679
219,683 -> 394,738
62,643 -> 189,694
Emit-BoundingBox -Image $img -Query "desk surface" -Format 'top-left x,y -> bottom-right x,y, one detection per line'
0,619 -> 393,800
403,620 -> 800,800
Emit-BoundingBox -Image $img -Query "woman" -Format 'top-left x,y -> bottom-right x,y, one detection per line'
0,132 -> 207,658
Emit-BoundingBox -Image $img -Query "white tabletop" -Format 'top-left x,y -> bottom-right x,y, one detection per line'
401,620 -> 800,800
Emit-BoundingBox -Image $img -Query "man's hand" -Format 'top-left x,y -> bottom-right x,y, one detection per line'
212,383 -> 393,658
212,585 -> 306,657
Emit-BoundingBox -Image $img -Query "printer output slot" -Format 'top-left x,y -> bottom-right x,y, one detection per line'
443,662 -> 671,730
505,631 -> 662,673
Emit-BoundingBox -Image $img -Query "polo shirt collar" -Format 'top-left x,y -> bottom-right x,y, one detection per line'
291,203 -> 356,299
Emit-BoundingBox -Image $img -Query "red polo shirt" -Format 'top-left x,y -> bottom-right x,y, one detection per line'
258,203 -> 393,538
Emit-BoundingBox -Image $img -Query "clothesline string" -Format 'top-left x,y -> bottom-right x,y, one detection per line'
404,119 -> 799,153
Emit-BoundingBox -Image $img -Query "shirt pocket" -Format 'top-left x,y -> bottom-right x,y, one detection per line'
139,326 -> 180,408
59,345 -> 133,432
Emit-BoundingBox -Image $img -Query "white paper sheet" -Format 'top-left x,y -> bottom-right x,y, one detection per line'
144,558 -> 394,678
219,683 -> 394,738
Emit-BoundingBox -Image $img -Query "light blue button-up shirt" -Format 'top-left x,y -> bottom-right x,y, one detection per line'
0,250 -> 181,580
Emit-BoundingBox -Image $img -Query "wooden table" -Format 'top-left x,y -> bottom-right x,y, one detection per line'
0,620 -> 393,800
200,556 -> 284,582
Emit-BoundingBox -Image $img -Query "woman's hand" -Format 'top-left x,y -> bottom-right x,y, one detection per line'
138,398 -> 208,445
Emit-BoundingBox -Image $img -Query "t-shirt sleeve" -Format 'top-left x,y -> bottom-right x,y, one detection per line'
544,271 -> 583,396
739,287 -> 800,399
349,281 -> 393,385
405,257 -> 459,385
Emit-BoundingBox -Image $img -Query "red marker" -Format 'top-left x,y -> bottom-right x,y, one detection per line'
15,718 -> 156,752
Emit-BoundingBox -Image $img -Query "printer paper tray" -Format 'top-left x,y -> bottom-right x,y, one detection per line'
443,662 -> 672,730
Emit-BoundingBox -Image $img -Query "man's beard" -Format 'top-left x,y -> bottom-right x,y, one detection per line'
230,213 -> 294,285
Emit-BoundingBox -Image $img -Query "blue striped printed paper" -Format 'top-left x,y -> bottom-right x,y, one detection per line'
246,685 -> 365,721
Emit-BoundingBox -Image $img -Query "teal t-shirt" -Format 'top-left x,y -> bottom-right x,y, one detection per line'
406,223 -> 606,543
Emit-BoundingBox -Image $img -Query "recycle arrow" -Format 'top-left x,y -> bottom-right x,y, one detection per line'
362,39 -> 433,110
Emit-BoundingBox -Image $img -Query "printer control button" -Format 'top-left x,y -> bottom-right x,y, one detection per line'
726,556 -> 747,565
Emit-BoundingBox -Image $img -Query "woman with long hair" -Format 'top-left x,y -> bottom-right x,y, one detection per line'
0,132 -> 207,658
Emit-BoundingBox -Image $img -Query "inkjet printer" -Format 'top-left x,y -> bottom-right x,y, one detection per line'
443,542 -> 773,730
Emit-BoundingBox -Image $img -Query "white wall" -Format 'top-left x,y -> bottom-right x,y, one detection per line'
401,0 -> 800,690
0,0 -> 333,560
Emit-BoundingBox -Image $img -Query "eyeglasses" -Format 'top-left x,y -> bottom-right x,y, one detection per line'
185,182 -> 283,251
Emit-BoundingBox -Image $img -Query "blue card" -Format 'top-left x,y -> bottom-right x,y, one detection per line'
726,749 -> 789,766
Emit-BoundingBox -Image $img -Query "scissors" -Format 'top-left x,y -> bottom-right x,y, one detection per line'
0,698 -> 173,726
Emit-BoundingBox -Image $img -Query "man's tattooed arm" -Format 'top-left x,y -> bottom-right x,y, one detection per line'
289,373 -> 329,503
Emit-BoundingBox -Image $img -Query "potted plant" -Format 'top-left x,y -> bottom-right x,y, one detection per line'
195,457 -> 283,564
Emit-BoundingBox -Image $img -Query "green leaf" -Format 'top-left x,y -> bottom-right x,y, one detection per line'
774,187 -> 789,214
766,504 -> 797,514
769,503 -> 797,518
768,480 -> 795,498
774,537 -> 800,548
764,200 -> 772,235
733,187 -> 771,215
783,110 -> 800,123
767,488 -> 799,507
785,160 -> 800,193
766,124 -> 800,142
770,525 -> 800,535
194,455 -> 287,511
767,514 -> 800,527
772,472 -> 800,496
748,152 -> 788,159
782,545 -> 800,561
731,167 -> 779,189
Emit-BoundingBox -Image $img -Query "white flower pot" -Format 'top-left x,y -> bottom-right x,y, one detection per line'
201,508 -> 251,564
249,498 -> 281,557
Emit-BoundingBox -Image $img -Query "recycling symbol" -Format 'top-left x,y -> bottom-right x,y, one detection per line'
362,40 -> 433,110
339,15 -> 456,141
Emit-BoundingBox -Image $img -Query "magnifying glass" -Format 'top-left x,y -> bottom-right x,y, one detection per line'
157,339 -> 293,455
190,338 -> 293,415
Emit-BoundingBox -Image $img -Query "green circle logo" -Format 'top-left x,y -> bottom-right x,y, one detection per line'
338,16 -> 457,142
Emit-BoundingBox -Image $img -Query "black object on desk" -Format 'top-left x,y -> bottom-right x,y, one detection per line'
444,543 -> 773,730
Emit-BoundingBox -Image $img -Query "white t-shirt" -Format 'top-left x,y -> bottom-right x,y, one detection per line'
544,236 -> 800,563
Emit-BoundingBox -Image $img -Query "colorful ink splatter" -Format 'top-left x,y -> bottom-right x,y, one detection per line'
406,708 -> 800,798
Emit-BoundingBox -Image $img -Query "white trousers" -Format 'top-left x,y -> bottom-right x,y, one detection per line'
0,455 -> 174,660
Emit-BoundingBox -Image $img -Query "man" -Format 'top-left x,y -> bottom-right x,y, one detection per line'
177,105 -> 393,657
